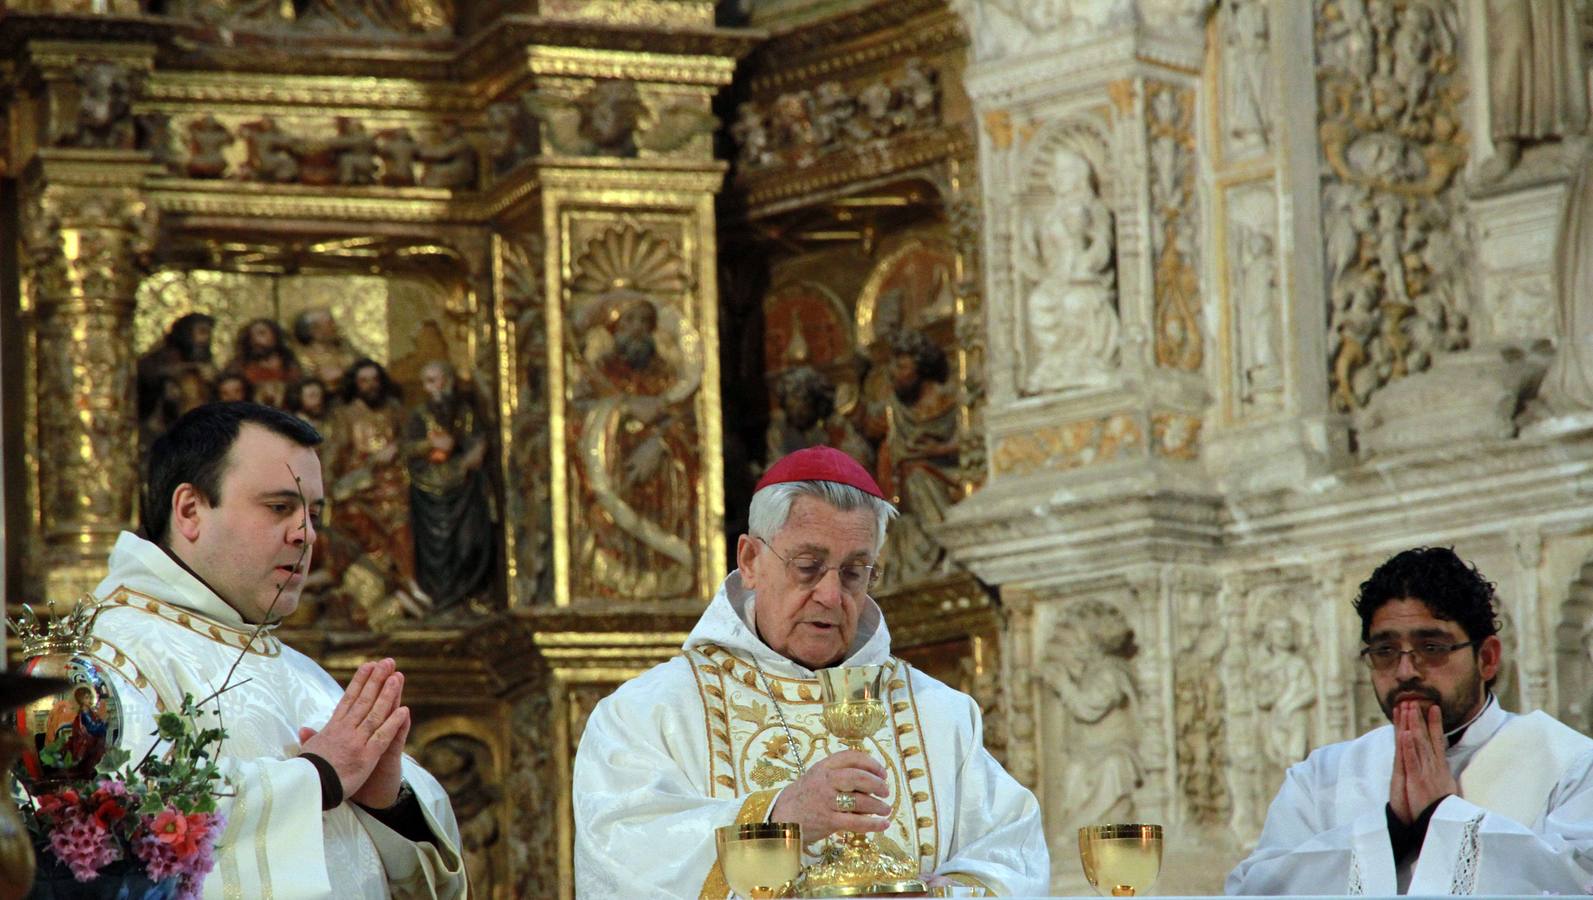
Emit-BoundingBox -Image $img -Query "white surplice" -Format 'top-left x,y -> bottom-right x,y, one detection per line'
86,531 -> 467,900
573,571 -> 1050,899
1227,694 -> 1593,895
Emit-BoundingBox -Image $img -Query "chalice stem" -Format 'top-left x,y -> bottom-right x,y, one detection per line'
1111,887 -> 1135,897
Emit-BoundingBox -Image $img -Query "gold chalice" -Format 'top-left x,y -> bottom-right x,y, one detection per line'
792,665 -> 926,898
716,822 -> 802,899
1078,824 -> 1163,897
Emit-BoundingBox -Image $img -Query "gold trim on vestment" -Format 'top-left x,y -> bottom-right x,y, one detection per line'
697,789 -> 781,900
944,871 -> 997,894
255,769 -> 275,899
101,587 -> 283,656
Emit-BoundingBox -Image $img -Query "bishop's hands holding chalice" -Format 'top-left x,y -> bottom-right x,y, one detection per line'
770,750 -> 891,842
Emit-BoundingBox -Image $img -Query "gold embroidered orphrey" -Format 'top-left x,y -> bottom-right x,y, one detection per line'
686,644 -> 941,897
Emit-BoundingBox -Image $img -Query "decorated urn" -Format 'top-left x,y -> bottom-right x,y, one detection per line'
5,600 -> 124,789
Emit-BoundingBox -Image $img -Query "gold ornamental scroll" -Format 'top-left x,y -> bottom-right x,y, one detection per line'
540,162 -> 726,606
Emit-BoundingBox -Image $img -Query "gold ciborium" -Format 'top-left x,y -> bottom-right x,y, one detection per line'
1078,824 -> 1163,897
792,665 -> 926,898
716,822 -> 802,899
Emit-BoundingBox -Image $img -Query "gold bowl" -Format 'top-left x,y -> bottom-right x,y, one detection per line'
716,822 -> 802,899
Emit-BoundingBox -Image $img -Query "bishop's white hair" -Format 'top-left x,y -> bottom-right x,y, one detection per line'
747,480 -> 897,555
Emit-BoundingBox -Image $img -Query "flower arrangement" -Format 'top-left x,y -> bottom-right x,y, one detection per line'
14,692 -> 230,899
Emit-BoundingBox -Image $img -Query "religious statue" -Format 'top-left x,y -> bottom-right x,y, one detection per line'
1224,0 -> 1271,149
292,307 -> 360,391
404,360 -> 495,613
329,116 -> 379,186
1021,147 -> 1119,392
865,328 -> 959,587
376,126 -> 419,185
1528,146 -> 1593,417
242,116 -> 301,183
213,372 -> 252,403
417,121 -> 477,188
185,113 -> 233,178
1040,600 -> 1141,836
572,291 -> 697,600
1479,0 -> 1588,180
136,312 -> 218,429
1234,226 -> 1281,400
329,358 -> 416,590
1251,617 -> 1315,771
288,376 -> 333,437
765,365 -> 872,469
224,318 -> 301,408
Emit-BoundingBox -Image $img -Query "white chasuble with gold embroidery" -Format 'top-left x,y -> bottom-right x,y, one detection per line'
574,572 -> 1049,899
87,532 -> 467,900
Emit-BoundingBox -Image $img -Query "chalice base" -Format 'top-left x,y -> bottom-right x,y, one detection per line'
793,834 -> 927,897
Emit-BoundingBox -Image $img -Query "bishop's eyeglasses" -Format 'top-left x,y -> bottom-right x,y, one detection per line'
756,537 -> 878,596
1358,640 -> 1475,671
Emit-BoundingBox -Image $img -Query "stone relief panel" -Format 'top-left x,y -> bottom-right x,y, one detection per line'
1316,0 -> 1472,413
415,727 -> 506,898
1037,597 -> 1143,858
508,684 -> 558,898
158,0 -> 455,34
1014,120 -> 1121,394
949,0 -> 1133,62
1555,552 -> 1593,734
1173,581 -> 1231,830
564,222 -> 703,603
1218,0 -> 1275,161
1223,181 -> 1284,413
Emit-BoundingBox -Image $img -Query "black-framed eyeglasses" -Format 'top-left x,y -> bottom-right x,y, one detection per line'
1359,640 -> 1475,671
756,537 -> 878,596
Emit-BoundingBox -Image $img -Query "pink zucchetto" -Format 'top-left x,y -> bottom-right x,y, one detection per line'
754,446 -> 886,500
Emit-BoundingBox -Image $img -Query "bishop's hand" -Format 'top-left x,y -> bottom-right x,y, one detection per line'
770,750 -> 892,842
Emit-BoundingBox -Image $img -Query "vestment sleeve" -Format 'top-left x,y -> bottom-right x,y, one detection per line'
348,757 -> 467,900
574,683 -> 774,900
1410,754 -> 1593,895
1225,763 -> 1392,895
934,699 -> 1050,896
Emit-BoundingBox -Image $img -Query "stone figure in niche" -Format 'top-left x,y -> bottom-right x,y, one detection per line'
405,360 -> 495,613
328,358 -> 421,601
376,127 -> 419,186
865,329 -> 959,587
242,116 -> 300,183
1224,0 -> 1271,148
1234,225 -> 1282,400
137,313 -> 218,428
1479,0 -> 1588,180
417,121 -> 477,189
418,735 -> 501,897
225,318 -> 301,408
574,292 -> 696,599
1022,147 -> 1119,393
213,372 -> 252,403
765,365 -> 872,469
64,60 -> 135,150
185,114 -> 233,178
1528,150 -> 1593,417
1040,600 -> 1141,833
292,307 -> 360,392
1251,617 -> 1315,771
329,117 -> 378,186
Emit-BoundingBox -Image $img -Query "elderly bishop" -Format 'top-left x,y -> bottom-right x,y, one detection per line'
574,446 -> 1049,898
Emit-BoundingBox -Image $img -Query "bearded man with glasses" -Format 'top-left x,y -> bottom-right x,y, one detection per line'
573,446 -> 1049,898
1229,546 -> 1593,895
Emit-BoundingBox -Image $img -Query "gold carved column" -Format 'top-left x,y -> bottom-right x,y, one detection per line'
11,40 -> 159,600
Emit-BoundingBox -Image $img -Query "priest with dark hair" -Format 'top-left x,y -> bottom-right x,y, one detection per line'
573,446 -> 1049,898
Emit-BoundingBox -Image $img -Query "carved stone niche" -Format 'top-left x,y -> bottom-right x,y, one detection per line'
1555,553 -> 1593,734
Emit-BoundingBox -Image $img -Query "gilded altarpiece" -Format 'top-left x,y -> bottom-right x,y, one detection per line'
1,4 -> 756,896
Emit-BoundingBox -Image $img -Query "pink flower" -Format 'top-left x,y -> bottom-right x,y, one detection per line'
150,808 -> 198,858
46,810 -> 119,881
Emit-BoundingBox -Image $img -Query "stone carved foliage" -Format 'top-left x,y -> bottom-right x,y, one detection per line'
1174,589 -> 1230,828
1316,0 -> 1471,412
1147,82 -> 1203,372
731,58 -> 941,172
991,414 -> 1143,477
1017,124 -> 1121,394
1038,599 -> 1141,836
